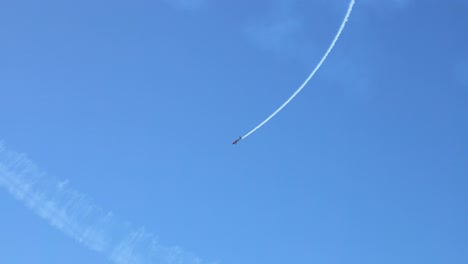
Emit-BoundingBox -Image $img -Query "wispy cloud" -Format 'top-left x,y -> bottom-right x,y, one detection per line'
162,0 -> 206,11
316,0 -> 413,13
368,0 -> 410,7
245,18 -> 303,59
0,143 -> 210,264
356,0 -> 412,10
244,0 -> 361,61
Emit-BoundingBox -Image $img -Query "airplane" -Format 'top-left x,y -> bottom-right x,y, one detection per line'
232,136 -> 242,145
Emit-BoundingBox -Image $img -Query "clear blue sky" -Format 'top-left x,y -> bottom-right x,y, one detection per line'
1,0 -> 467,263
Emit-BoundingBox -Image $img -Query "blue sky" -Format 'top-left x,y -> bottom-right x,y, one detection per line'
1,0 -> 467,263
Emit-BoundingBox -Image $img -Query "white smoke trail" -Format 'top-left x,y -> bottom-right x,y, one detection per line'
241,0 -> 355,140
0,143 -> 208,264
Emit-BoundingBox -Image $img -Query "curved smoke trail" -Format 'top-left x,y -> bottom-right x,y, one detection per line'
240,0 -> 355,140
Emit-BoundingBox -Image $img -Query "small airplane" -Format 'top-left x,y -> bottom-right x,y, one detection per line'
232,136 -> 242,145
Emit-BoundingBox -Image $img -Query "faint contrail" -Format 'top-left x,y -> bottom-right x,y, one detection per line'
0,143 -> 208,264
239,0 -> 355,141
